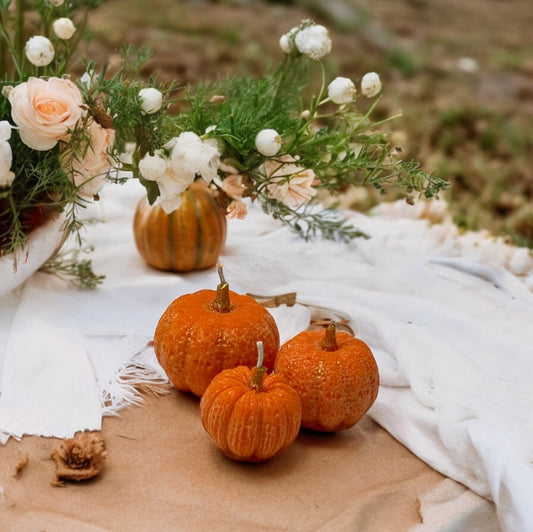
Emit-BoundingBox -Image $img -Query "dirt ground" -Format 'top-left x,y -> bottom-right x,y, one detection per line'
85,0 -> 533,246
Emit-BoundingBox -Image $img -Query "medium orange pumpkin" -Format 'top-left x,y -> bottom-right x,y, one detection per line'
274,322 -> 379,432
133,181 -> 227,272
200,342 -> 302,462
153,266 -> 280,397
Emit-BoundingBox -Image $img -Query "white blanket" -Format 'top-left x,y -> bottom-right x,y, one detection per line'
1,180 -> 532,531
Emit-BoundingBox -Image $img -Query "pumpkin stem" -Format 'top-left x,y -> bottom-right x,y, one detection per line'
250,341 -> 267,392
321,322 -> 339,352
210,264 -> 231,313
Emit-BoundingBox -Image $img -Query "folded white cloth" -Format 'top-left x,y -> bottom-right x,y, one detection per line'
1,179 -> 532,531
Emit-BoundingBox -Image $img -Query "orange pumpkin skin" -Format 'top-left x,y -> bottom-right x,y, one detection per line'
133,182 -> 227,272
200,365 -> 302,462
274,327 -> 379,432
154,290 -> 280,397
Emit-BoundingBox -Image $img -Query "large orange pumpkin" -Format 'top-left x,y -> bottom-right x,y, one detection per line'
133,181 -> 227,272
200,342 -> 302,462
274,322 -> 379,432
153,266 -> 280,397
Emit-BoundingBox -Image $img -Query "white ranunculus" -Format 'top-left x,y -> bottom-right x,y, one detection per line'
139,87 -> 163,114
53,18 -> 76,40
294,24 -> 331,60
0,121 -> 15,188
327,77 -> 356,105
255,128 -> 282,156
25,36 -> 55,67
361,72 -> 382,98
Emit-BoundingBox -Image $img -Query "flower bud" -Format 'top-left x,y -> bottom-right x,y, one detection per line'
327,76 -> 355,105
255,129 -> 282,156
53,18 -> 76,40
139,87 -> 163,114
25,36 -> 55,67
361,72 -> 382,98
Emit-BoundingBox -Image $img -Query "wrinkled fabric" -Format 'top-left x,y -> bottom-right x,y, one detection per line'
0,179 -> 531,531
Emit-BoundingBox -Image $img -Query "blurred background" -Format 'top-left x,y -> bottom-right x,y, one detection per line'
84,0 -> 533,246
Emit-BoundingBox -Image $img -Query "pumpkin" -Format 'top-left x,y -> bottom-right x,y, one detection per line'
133,181 -> 227,272
200,341 -> 302,462
274,322 -> 379,432
153,265 -> 280,397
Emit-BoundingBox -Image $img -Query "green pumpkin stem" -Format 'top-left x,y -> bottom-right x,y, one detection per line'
210,264 -> 231,313
321,322 -> 339,352
250,341 -> 267,392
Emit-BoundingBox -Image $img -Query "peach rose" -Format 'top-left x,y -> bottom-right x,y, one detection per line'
263,155 -> 317,209
8,76 -> 83,151
64,120 -> 115,198
226,199 -> 248,220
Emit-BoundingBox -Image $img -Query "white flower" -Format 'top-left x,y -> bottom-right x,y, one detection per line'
25,36 -> 55,67
79,69 -> 95,90
0,121 -> 15,188
138,132 -> 221,214
279,27 -> 297,54
48,0 -> 65,5
255,128 -> 282,156
138,87 -> 163,114
327,77 -> 356,105
294,24 -> 331,60
170,131 -> 221,184
53,18 -> 76,40
361,72 -> 382,98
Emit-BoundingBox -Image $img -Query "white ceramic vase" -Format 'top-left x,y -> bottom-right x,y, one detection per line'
0,213 -> 67,300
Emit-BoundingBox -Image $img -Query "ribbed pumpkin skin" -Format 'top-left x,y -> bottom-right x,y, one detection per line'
133,182 -> 227,272
200,366 -> 302,462
274,330 -> 379,432
153,289 -> 280,397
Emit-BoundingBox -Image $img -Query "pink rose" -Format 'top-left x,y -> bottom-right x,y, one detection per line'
8,77 -> 83,150
63,120 -> 115,198
263,155 -> 317,209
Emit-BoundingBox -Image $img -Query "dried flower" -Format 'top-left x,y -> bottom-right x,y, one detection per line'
255,128 -> 282,156
328,77 -> 356,105
25,35 -> 54,67
361,72 -> 382,98
53,17 -> 76,40
138,87 -> 163,114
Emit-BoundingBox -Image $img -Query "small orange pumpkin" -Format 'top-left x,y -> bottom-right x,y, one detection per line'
133,181 -> 227,272
200,341 -> 302,462
153,266 -> 280,397
274,322 -> 379,432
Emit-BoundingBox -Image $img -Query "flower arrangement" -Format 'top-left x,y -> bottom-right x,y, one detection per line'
1,2 -> 448,287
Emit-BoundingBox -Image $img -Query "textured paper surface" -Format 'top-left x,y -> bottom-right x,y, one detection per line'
0,392 -> 499,532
